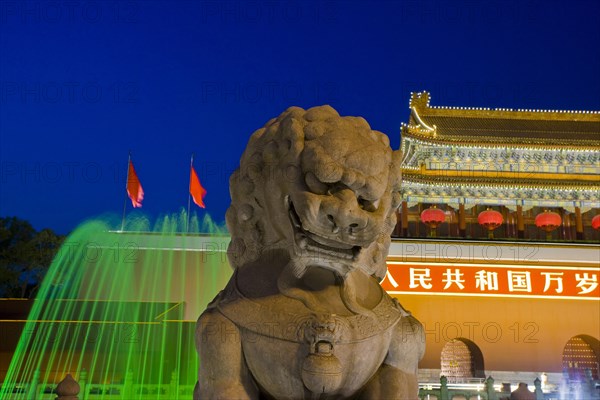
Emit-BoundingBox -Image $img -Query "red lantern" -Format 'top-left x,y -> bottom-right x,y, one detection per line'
421,205 -> 445,237
535,210 -> 562,232
421,206 -> 446,228
535,210 -> 562,241
478,209 -> 503,238
591,214 -> 600,231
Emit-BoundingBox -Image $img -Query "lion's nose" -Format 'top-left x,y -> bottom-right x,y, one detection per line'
326,213 -> 367,234
325,189 -> 368,234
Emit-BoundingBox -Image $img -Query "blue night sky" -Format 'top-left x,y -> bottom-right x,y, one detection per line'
1,0 -> 599,235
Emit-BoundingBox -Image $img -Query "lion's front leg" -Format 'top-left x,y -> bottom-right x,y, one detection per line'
359,315 -> 425,400
195,307 -> 259,400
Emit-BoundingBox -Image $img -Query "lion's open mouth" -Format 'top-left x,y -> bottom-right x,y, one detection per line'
288,201 -> 361,261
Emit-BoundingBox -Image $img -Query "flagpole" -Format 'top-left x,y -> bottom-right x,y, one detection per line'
121,151 -> 131,232
187,153 -> 194,233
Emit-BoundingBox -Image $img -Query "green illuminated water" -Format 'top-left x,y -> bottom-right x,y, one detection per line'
1,211 -> 231,399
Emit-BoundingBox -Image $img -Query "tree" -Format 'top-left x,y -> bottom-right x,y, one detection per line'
0,217 -> 65,298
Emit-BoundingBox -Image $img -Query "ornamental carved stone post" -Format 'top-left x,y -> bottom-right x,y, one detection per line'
55,374 -> 79,400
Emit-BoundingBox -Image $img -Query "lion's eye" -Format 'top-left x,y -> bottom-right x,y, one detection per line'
305,172 -> 329,195
358,197 -> 379,212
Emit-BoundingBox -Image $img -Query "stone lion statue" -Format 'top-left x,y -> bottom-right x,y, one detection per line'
195,106 -> 424,399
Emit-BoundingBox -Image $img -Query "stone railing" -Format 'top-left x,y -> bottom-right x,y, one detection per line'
419,374 -> 600,400
418,376 -> 546,400
4,371 -> 598,400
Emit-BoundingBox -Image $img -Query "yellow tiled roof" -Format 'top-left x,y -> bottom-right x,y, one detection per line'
405,92 -> 600,147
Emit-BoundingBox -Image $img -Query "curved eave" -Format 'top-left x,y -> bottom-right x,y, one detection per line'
403,166 -> 599,184
409,91 -> 600,121
420,105 -> 600,121
410,107 -> 436,133
401,127 -> 600,150
402,169 -> 600,191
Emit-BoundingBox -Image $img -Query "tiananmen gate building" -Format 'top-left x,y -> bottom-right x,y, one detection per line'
388,92 -> 599,395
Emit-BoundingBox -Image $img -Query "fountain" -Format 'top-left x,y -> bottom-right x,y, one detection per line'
1,211 -> 230,399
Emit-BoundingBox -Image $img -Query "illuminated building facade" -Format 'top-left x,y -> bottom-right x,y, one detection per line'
395,91 -> 599,241
386,92 -> 600,394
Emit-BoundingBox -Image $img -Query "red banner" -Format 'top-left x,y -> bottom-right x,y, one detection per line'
127,160 -> 144,208
382,263 -> 600,300
190,166 -> 206,208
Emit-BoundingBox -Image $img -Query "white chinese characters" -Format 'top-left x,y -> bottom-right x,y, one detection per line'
390,267 -> 599,298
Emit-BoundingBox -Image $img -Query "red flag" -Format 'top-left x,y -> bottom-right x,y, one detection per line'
190,166 -> 206,208
127,160 -> 144,208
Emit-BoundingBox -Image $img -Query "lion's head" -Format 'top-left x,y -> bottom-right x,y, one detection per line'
226,105 -> 401,281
